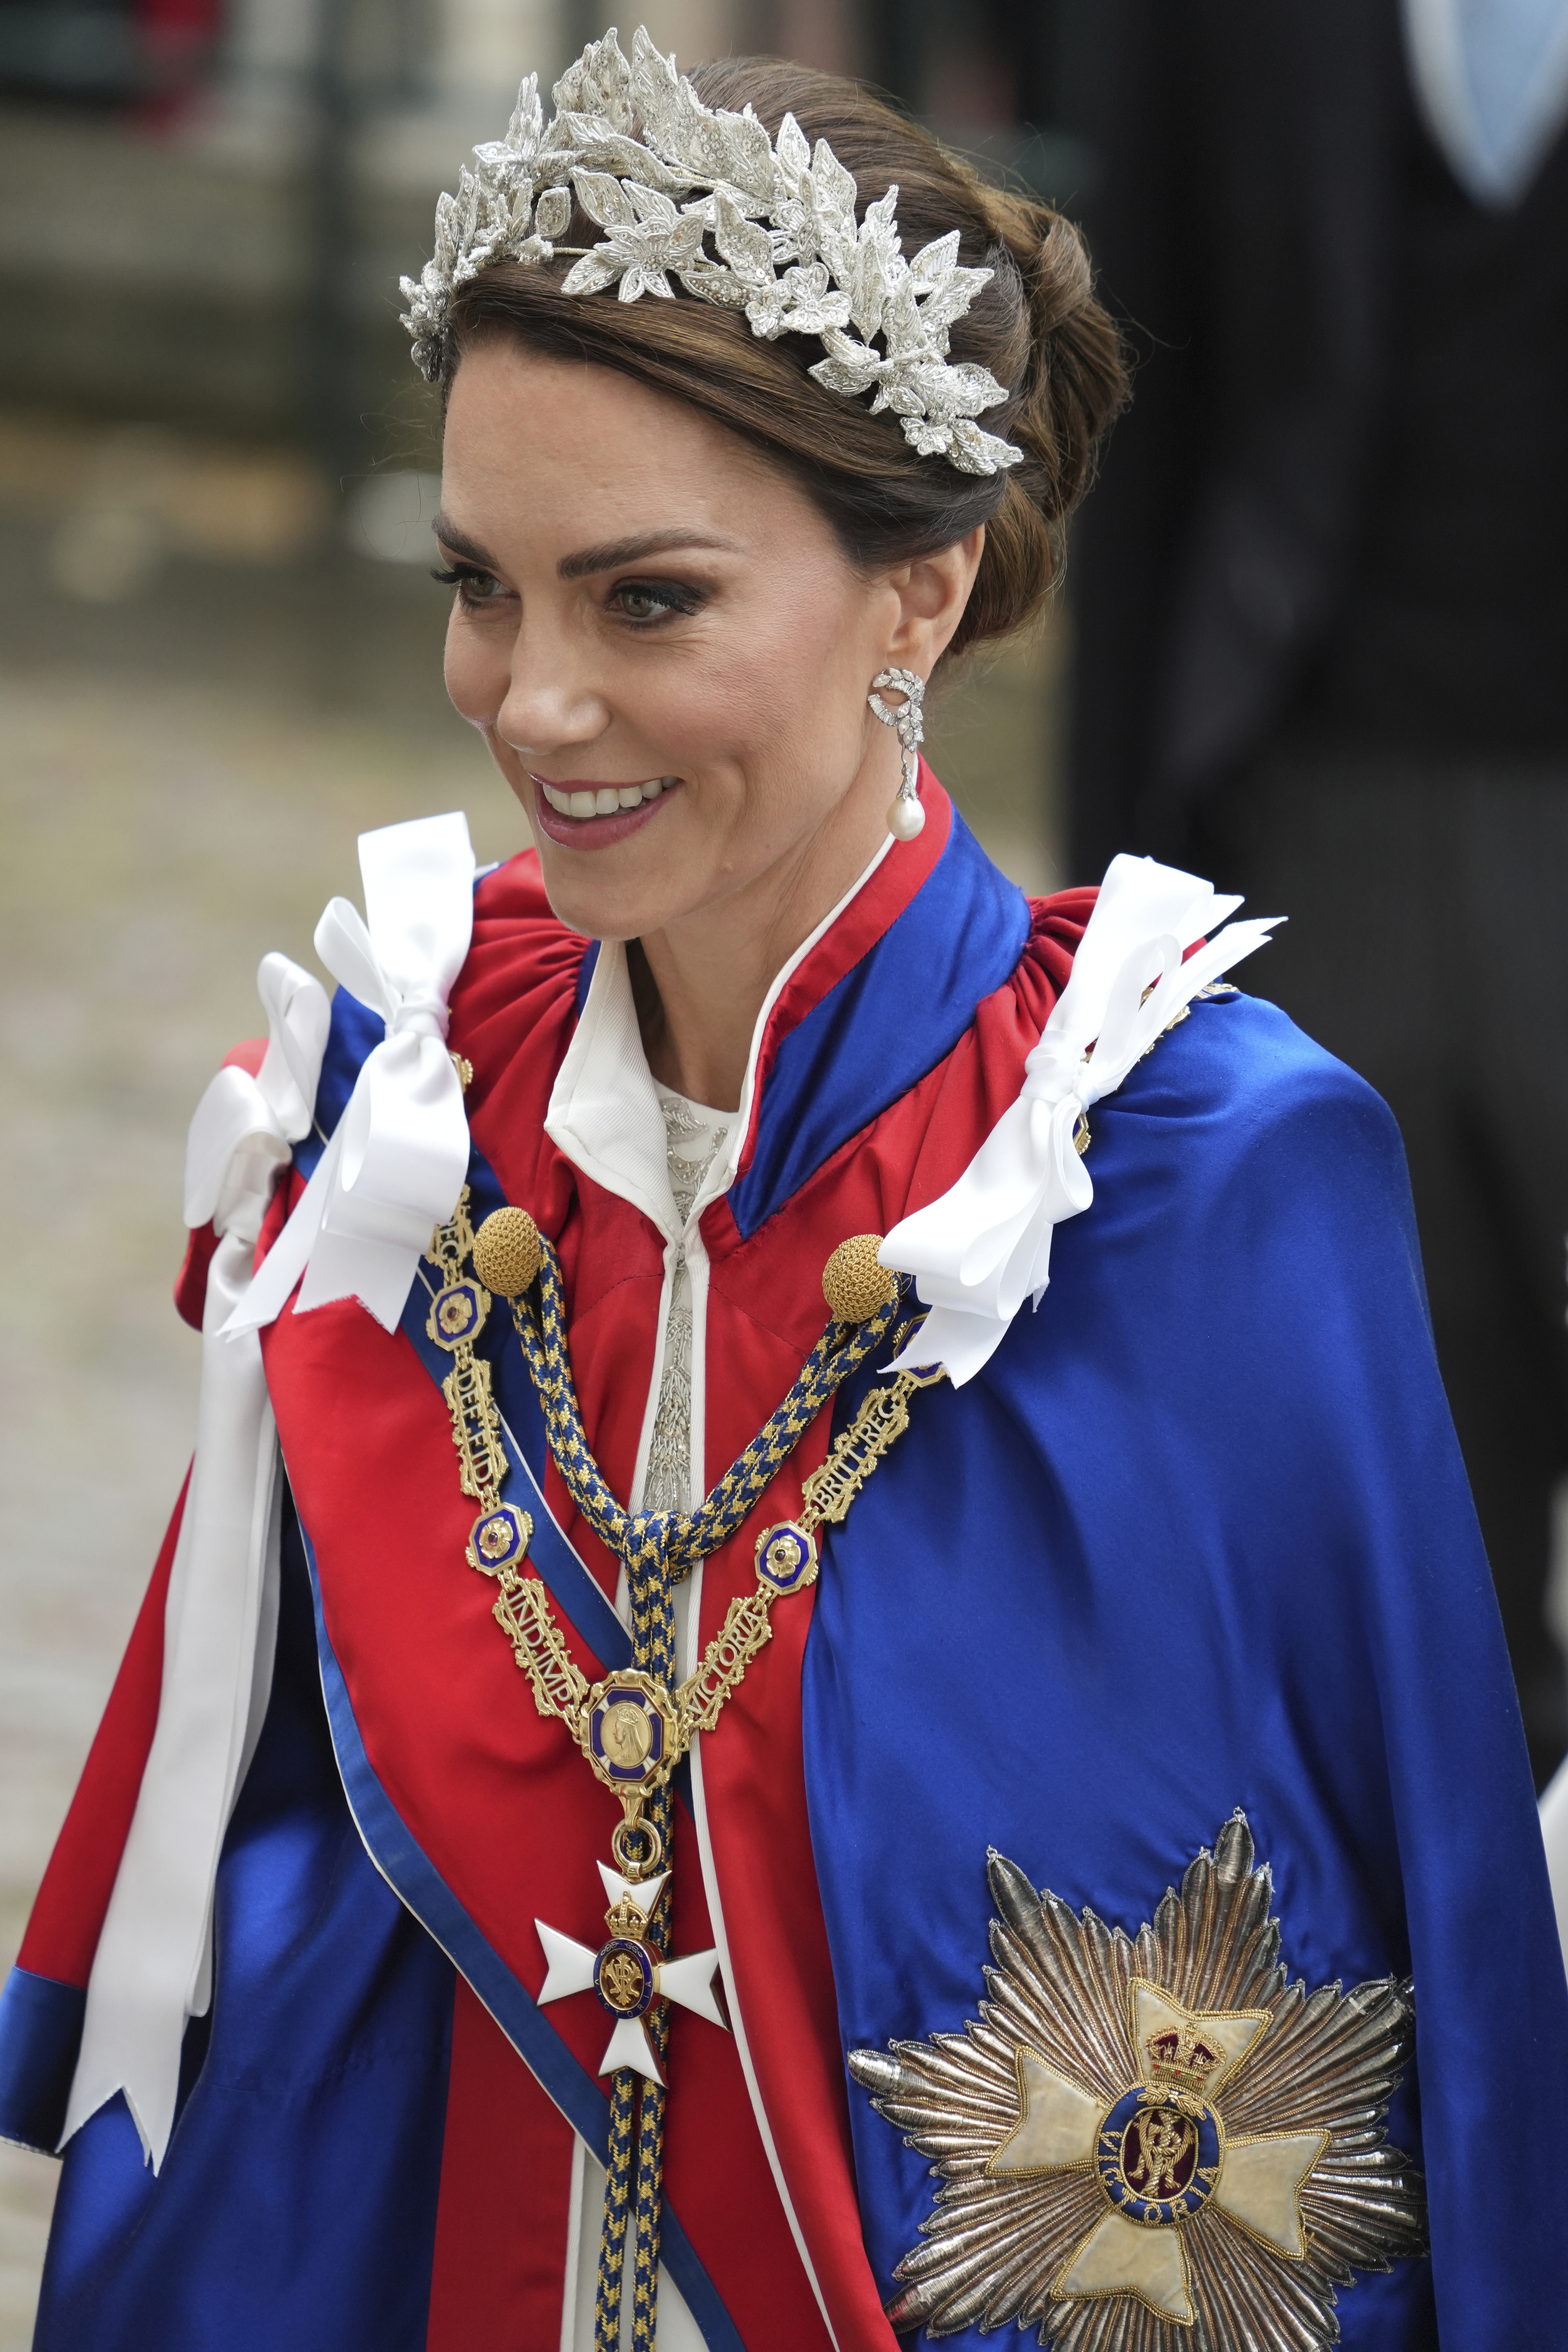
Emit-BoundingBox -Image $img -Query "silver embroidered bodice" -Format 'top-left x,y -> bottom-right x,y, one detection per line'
640,1092 -> 730,1518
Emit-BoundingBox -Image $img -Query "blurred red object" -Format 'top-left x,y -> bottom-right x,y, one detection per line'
134,0 -> 222,131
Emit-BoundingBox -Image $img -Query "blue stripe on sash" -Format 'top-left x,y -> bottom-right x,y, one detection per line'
297,1519 -> 744,2352
400,1139 -> 631,1676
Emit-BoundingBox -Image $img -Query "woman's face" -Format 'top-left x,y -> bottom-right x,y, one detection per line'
438,341 -> 972,945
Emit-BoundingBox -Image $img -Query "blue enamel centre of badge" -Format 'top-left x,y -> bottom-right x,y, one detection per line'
429,1279 -> 486,1349
754,1520 -> 817,1592
1097,2088 -> 1221,2226
594,1936 -> 655,2019
468,1503 -> 529,1574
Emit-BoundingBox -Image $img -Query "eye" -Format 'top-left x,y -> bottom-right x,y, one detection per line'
432,560 -> 511,608
608,578 -> 702,624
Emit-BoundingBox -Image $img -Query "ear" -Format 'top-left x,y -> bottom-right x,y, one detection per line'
881,527 -> 986,671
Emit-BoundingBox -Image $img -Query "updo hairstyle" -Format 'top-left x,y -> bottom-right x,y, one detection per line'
443,58 -> 1127,659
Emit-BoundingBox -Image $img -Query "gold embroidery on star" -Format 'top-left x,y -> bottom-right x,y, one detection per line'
850,1815 -> 1426,2349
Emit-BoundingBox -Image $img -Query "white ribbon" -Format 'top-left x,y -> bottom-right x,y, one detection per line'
227,811 -> 476,1336
881,855 -> 1282,1386
63,953 -> 330,2169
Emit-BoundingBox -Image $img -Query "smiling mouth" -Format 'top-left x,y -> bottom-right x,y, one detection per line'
531,773 -> 678,819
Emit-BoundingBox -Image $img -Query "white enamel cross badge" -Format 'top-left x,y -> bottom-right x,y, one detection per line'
536,1861 -> 726,2084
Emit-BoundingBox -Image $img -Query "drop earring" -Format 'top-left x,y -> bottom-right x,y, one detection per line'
868,667 -> 927,840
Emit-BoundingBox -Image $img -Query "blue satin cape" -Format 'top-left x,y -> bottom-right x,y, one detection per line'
806,991 -> 1568,2346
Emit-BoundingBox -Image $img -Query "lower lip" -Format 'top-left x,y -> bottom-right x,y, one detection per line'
528,777 -> 681,850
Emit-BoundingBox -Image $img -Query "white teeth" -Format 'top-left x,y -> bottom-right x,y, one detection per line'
537,776 -> 677,819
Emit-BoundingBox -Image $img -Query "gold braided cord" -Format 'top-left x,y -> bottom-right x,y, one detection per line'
514,1234 -> 902,1578
627,1820 -> 673,2351
597,2064 -> 636,2352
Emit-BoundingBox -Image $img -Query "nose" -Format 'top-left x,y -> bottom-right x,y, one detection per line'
496,627 -> 611,764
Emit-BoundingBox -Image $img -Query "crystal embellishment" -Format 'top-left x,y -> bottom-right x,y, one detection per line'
399,24 -> 1024,477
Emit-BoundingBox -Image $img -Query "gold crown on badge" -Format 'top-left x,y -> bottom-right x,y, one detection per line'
1143,2018 -> 1226,2105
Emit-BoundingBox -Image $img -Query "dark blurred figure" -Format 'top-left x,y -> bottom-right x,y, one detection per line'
1068,0 -> 1568,1783
0,0 -> 219,111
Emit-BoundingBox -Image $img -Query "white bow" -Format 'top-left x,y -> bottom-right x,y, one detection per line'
881,856 -> 1282,1385
228,811 -> 476,1336
64,953 -> 330,2170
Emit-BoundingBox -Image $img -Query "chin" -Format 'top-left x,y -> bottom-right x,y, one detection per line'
531,852 -> 685,946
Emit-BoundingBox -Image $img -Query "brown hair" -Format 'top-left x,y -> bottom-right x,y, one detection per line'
443,58 -> 1127,659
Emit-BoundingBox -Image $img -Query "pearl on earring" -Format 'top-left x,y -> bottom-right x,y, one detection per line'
868,667 -> 928,841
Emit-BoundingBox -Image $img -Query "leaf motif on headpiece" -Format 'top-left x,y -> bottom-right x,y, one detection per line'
944,420 -> 1024,473
534,186 -> 573,240
676,261 -> 750,309
908,230 -> 961,290
559,252 -> 623,297
807,333 -> 885,400
552,28 -> 635,132
573,170 -> 637,231
712,193 -> 775,289
775,111 -> 811,190
934,358 -> 1012,416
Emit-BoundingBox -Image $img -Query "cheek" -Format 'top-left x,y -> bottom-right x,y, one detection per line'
675,576 -> 877,767
442,611 -> 509,728
732,582 -> 878,768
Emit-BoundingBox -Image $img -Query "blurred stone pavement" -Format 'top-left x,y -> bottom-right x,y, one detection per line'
0,413 -> 1063,2344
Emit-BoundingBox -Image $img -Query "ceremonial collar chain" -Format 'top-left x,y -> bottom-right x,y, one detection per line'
423,1193 -> 939,2350
399,24 -> 1024,478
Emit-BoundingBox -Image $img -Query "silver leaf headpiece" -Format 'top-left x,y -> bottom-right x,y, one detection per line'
399,24 -> 1024,478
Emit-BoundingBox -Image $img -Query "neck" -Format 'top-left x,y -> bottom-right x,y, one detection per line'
631,765 -> 893,1113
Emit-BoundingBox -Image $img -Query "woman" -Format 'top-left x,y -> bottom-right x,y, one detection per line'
3,33 -> 1563,2352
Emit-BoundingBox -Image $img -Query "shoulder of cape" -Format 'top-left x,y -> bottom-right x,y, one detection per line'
874,886 -> 1096,1220
1067,986 -> 1416,1294
445,848 -> 589,1094
1114,985 -> 1403,1163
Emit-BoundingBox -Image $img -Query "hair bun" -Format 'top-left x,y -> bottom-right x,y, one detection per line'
1029,212 -> 1095,336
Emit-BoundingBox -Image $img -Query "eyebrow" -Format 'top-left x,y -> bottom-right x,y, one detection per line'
556,529 -> 741,579
431,515 -> 740,579
432,516 -> 499,568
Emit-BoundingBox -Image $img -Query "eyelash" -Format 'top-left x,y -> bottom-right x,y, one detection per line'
608,579 -> 703,624
431,563 -> 703,625
431,562 -> 506,608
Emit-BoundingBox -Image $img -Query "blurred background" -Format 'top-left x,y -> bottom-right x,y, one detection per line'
2,0 -> 1565,2338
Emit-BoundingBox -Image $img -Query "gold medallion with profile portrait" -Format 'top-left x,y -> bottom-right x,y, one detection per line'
584,1670 -> 677,1790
